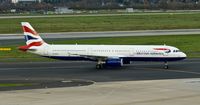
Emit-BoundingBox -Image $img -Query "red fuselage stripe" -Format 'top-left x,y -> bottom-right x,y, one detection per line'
154,48 -> 169,50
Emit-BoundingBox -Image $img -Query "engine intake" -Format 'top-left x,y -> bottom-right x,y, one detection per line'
105,58 -> 123,66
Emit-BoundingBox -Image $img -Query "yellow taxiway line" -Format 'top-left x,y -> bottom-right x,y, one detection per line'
0,48 -> 12,51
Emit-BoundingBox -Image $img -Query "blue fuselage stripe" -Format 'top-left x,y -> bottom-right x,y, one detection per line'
43,56 -> 186,62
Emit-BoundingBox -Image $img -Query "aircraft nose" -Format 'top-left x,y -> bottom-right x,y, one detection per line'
182,52 -> 187,58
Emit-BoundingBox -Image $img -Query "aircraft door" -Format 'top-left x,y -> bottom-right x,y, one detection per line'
87,47 -> 93,55
130,48 -> 135,56
43,45 -> 50,56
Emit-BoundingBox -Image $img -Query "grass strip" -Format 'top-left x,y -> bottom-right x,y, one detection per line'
0,83 -> 34,87
1,13 -> 200,34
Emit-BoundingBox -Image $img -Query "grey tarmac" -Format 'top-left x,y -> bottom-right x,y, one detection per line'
0,58 -> 199,82
1,29 -> 200,41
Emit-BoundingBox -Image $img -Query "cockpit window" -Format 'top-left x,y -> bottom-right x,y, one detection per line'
173,50 -> 181,52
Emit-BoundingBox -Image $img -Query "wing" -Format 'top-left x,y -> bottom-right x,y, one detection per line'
68,53 -> 125,61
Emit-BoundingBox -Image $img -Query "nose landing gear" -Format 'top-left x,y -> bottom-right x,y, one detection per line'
164,61 -> 169,69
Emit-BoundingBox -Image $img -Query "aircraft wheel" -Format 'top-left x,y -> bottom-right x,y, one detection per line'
96,64 -> 103,69
164,65 -> 169,69
163,61 -> 169,69
96,64 -> 100,69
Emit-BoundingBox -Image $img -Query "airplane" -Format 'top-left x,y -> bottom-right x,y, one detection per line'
19,22 -> 187,69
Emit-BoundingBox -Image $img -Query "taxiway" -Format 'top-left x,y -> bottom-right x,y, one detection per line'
1,29 -> 200,41
0,59 -> 199,82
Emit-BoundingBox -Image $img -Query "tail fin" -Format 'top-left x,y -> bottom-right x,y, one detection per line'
21,22 -> 45,45
19,22 -> 46,51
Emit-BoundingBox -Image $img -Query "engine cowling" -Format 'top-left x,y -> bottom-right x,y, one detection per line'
105,58 -> 123,67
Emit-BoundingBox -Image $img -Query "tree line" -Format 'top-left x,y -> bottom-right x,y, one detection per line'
0,0 -> 200,13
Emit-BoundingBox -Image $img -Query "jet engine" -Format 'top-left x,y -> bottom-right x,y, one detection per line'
105,58 -> 123,66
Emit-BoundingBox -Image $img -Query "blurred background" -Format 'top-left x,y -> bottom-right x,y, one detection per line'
0,0 -> 200,14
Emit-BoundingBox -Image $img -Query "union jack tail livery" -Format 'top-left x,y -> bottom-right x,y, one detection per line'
21,22 -> 44,45
19,22 -> 47,52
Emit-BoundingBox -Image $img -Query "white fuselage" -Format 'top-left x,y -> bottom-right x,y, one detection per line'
31,44 -> 187,62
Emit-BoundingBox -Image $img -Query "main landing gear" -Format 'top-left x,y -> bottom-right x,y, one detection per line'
96,64 -> 104,69
164,61 -> 169,69
96,60 -> 105,69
